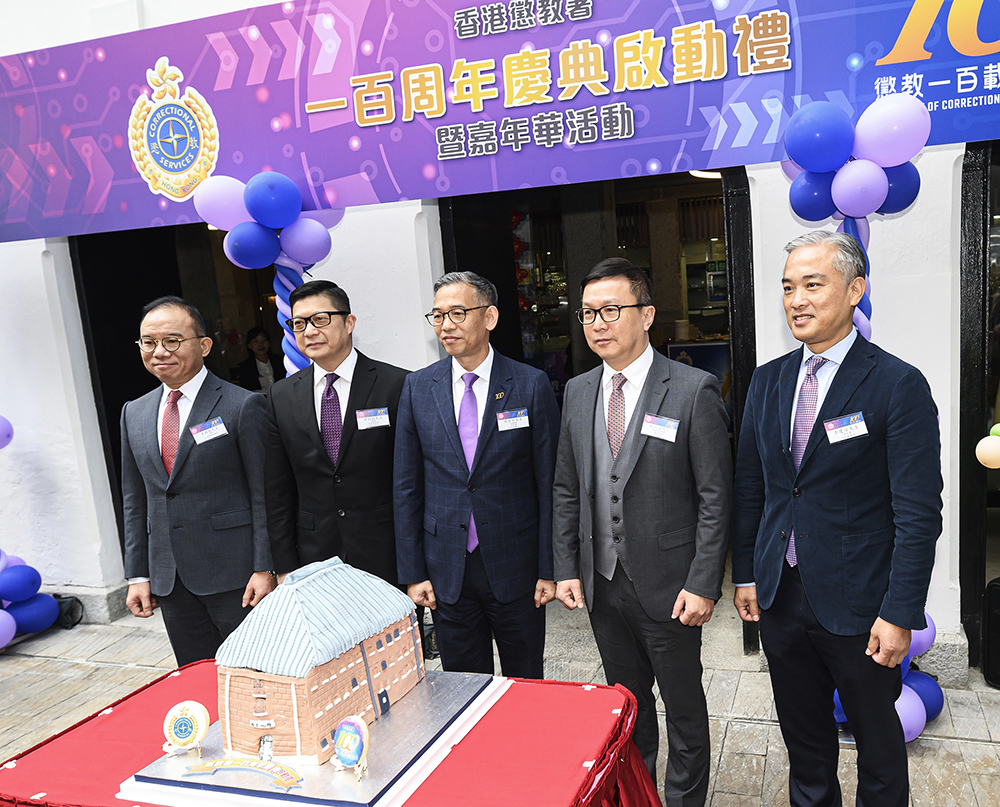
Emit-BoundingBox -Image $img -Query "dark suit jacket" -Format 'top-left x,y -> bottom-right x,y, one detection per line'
265,351 -> 408,582
394,350 -> 560,605
732,336 -> 943,635
552,351 -> 732,621
238,353 -> 286,391
121,371 -> 273,597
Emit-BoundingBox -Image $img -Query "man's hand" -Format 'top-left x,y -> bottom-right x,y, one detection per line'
866,617 -> 911,667
126,582 -> 156,618
734,585 -> 761,623
534,579 -> 556,607
672,589 -> 714,627
408,581 -> 437,610
556,579 -> 586,610
243,572 -> 276,607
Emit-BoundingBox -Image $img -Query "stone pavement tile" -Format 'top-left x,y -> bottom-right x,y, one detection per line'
924,689 -> 956,738
544,657 -> 603,684
713,751 -> 765,796
970,773 -> 1000,807
978,690 -> 1000,742
760,725 -> 788,806
702,611 -> 759,673
710,795 -> 760,807
4,625 -> 126,661
943,690 -> 991,741
722,721 -> 770,755
907,738 -> 978,807
706,669 -> 740,717
731,672 -> 773,721
707,718 -> 726,797
958,739 -> 1000,774
836,746 -> 858,804
86,630 -> 175,667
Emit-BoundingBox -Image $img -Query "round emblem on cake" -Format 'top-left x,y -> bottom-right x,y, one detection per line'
163,700 -> 210,748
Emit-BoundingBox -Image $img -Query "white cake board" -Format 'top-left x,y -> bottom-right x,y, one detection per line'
117,673 -> 510,807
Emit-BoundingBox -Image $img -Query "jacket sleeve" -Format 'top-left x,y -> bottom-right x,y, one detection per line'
552,383 -> 582,582
120,402 -> 149,580
264,389 -> 300,575
531,371 -> 560,580
236,391 -> 274,573
393,375 -> 427,585
731,370 -> 766,585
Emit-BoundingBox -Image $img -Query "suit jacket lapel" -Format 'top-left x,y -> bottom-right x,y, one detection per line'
168,372 -> 222,483
779,348 -> 801,473
469,352 -> 512,476
432,359 -> 466,465
798,337 -> 876,473
293,364 -> 327,462
578,369 -> 601,498
139,389 -> 168,484
337,352 -> 376,467
618,352 -> 670,487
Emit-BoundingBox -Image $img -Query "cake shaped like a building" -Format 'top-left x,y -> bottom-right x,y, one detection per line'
215,557 -> 424,765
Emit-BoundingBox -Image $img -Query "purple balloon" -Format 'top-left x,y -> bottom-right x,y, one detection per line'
223,232 -> 253,270
193,176 -> 251,231
300,208 -> 346,229
895,684 -> 927,743
853,93 -> 931,168
832,160 -> 888,218
836,216 -> 870,249
0,550 -> 6,574
781,159 -> 804,181
0,415 -> 12,450
909,611 -> 936,657
226,221 -> 281,269
5,555 -> 25,568
0,610 -> 15,648
280,218 -> 333,265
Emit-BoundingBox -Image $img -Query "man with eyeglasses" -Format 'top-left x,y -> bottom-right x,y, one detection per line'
552,258 -> 732,805
264,279 -> 409,591
121,296 -> 275,667
394,271 -> 560,678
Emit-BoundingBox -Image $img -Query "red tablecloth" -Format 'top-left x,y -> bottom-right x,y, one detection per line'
0,661 -> 658,807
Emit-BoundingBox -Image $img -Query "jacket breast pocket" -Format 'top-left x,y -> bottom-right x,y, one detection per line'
210,509 -> 253,530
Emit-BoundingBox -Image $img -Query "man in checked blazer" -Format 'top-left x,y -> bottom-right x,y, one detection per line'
394,271 -> 560,678
122,297 -> 275,667
552,259 -> 732,806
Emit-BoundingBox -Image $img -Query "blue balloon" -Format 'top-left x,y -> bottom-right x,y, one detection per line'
904,670 -> 944,722
0,564 -> 41,603
244,172 -> 302,229
833,689 -> 848,724
789,171 -> 838,221
6,593 -> 59,634
901,651 -> 912,679
784,102 -> 855,173
877,161 -> 920,214
227,221 -> 281,269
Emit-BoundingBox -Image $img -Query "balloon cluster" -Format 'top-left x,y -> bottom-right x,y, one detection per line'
782,94 -> 931,339
0,551 -> 61,648
193,172 -> 334,375
832,612 -> 942,743
976,424 -> 1000,468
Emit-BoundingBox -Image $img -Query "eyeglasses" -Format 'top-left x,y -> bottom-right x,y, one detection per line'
576,304 -> 645,325
285,311 -> 350,332
424,306 -> 488,326
136,336 -> 204,353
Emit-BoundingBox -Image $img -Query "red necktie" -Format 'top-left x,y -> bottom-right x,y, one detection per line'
161,390 -> 182,476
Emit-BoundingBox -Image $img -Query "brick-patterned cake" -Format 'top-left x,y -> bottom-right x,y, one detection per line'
215,557 -> 424,765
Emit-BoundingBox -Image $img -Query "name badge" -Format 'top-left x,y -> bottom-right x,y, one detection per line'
356,407 -> 390,430
641,413 -> 679,442
824,412 -> 868,444
497,409 -> 529,431
190,417 -> 228,444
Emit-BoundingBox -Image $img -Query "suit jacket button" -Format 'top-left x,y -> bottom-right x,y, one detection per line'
460,523 -> 467,531
780,530 -> 786,539
166,492 -> 175,499
793,487 -> 801,497
338,509 -> 346,517
611,495 -> 619,503
468,484 -> 476,492
612,535 -> 621,543
611,515 -> 620,523
334,475 -> 341,483
610,474 -> 619,483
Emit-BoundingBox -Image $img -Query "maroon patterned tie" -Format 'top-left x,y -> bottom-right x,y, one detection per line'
787,356 -> 828,567
161,390 -> 182,476
607,373 -> 627,459
321,373 -> 342,465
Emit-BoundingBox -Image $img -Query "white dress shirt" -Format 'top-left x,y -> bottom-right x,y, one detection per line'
155,365 -> 208,450
256,358 -> 275,392
451,346 -> 494,436
600,342 -> 655,431
312,348 -> 357,430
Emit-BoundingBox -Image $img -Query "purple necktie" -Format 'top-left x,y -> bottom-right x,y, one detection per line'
321,372 -> 342,465
787,356 -> 828,567
458,372 -> 479,553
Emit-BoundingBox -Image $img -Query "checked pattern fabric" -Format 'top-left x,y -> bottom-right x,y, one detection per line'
321,372 -> 342,465
607,372 -> 627,460
161,390 -> 182,476
458,372 -> 480,553
787,356 -> 828,566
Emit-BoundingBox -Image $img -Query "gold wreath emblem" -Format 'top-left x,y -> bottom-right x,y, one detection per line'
128,57 -> 219,201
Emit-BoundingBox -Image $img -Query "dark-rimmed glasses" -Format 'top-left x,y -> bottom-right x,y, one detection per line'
285,311 -> 350,332
576,304 -> 644,325
135,336 -> 205,353
424,306 -> 488,326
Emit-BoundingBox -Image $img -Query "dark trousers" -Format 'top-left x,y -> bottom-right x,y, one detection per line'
431,548 -> 546,679
589,562 -> 710,807
760,563 -> 907,807
158,574 -> 250,667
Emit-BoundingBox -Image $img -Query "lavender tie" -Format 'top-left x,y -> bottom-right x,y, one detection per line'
458,372 -> 479,553
321,372 -> 342,465
787,356 -> 828,567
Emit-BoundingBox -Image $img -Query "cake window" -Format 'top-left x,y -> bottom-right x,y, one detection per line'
320,738 -> 329,750
351,677 -> 358,689
376,639 -> 383,650
381,660 -> 387,670
394,628 -> 400,639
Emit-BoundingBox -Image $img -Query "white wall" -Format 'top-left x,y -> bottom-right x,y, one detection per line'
746,143 -> 964,635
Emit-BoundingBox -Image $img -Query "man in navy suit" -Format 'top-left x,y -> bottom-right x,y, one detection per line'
394,271 -> 560,678
732,231 -> 942,806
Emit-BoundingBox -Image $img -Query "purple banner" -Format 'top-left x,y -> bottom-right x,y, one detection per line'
1,0 -> 1000,242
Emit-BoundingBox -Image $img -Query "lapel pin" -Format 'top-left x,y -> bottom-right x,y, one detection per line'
495,391 -> 504,400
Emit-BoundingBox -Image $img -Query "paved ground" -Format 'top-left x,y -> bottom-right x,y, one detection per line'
2,576 -> 1000,806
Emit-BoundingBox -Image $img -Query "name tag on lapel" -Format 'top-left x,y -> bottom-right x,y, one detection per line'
824,412 -> 868,444
497,409 -> 529,431
641,413 -> 679,443
356,407 -> 390,430
190,417 -> 228,444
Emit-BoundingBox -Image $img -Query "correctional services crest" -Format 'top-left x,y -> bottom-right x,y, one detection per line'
128,57 -> 218,200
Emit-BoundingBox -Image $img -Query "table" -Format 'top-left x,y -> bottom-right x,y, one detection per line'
0,661 -> 659,807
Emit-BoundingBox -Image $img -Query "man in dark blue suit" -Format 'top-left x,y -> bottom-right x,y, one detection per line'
732,231 -> 942,806
394,271 -> 560,678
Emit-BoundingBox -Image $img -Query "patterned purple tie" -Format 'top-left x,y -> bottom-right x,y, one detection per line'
607,373 -> 627,459
321,372 -> 342,465
458,372 -> 479,553
787,356 -> 828,566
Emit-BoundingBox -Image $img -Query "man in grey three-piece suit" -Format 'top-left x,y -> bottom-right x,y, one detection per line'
122,297 -> 275,666
553,259 -> 732,806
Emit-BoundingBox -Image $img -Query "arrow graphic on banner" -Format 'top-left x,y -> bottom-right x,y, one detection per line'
308,14 -> 343,76
207,31 -> 239,91
27,140 -> 71,217
70,136 -> 113,214
1,148 -> 32,223
271,20 -> 306,81
240,26 -> 272,85
730,102 -> 759,148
